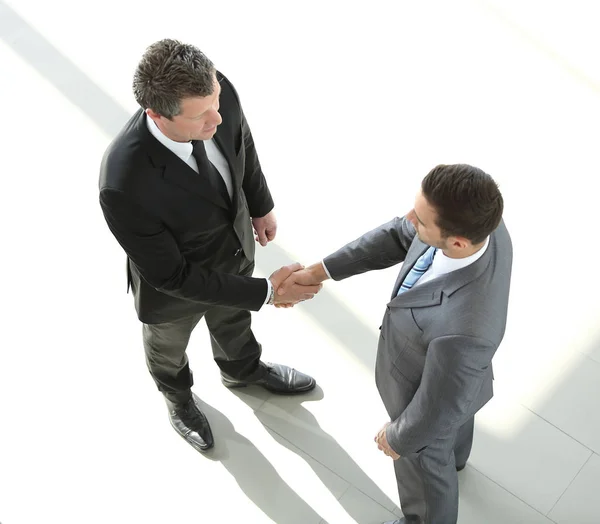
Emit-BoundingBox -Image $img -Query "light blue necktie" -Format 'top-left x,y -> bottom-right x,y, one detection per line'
397,246 -> 436,296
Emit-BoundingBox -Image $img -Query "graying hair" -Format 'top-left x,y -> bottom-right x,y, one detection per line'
133,39 -> 215,119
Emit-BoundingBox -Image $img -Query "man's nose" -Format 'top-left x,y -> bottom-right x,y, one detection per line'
211,110 -> 223,127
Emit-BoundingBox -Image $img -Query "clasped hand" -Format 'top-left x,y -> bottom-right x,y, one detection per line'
269,263 -> 325,307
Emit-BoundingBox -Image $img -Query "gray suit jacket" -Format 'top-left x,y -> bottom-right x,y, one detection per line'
324,217 -> 512,456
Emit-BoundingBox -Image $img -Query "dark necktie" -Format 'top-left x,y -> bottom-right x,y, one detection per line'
191,140 -> 230,204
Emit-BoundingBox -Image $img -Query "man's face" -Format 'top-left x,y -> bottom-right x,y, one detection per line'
406,190 -> 449,249
148,75 -> 222,142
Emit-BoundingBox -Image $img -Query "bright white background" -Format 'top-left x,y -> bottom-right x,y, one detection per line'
0,1 -> 599,523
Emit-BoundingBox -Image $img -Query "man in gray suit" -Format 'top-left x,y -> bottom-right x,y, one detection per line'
278,164 -> 511,523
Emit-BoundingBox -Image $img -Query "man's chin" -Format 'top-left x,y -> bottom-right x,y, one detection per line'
197,127 -> 218,140
418,236 -> 436,248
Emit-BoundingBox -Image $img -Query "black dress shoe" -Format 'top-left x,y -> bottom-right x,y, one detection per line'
165,397 -> 214,452
456,464 -> 466,472
221,363 -> 316,394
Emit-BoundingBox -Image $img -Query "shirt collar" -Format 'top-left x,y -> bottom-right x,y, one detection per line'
146,113 -> 193,162
432,236 -> 490,274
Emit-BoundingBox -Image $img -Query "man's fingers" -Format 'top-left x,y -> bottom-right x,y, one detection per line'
275,268 -> 318,300
276,264 -> 304,295
286,262 -> 304,273
276,262 -> 303,280
299,284 -> 322,296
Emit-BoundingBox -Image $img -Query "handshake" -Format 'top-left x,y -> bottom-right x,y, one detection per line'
268,262 -> 329,307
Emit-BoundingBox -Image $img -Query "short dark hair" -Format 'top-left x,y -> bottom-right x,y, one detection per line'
421,164 -> 504,244
133,39 -> 215,119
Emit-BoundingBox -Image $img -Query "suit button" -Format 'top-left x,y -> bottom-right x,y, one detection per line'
233,248 -> 242,256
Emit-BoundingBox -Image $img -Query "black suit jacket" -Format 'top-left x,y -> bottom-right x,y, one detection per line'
99,72 -> 273,324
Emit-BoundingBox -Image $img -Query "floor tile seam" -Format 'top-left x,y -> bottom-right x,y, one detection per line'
466,463 -> 559,522
545,451 -> 594,517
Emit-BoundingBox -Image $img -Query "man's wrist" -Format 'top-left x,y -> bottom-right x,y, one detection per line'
306,262 -> 329,283
265,279 -> 275,305
320,261 -> 332,280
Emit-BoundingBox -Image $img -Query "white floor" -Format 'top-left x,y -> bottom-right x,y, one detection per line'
1,1 -> 599,523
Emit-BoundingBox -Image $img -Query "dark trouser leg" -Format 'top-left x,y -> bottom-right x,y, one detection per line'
394,432 -> 460,524
142,313 -> 204,403
204,306 -> 265,381
454,415 -> 475,469
204,261 -> 266,382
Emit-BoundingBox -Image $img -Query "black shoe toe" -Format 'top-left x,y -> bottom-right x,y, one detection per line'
261,363 -> 316,394
166,398 -> 214,451
221,363 -> 316,395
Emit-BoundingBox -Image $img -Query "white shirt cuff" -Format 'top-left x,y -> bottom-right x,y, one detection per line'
321,260 -> 332,279
264,278 -> 273,304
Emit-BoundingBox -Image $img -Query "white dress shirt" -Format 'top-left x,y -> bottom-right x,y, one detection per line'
146,115 -> 272,304
146,114 -> 234,198
414,236 -> 490,288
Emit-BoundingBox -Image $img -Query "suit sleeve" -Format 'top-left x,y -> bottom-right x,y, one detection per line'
240,109 -> 274,218
219,73 -> 273,218
385,335 -> 497,456
99,187 -> 268,310
323,217 -> 417,281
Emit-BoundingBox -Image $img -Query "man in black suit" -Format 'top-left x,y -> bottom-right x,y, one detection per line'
99,39 -> 320,453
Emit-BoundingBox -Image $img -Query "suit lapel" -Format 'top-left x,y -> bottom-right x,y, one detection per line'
136,110 -> 230,210
163,161 -> 230,210
389,244 -> 443,309
389,235 -> 495,309
389,243 -> 445,308
212,132 -> 240,214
